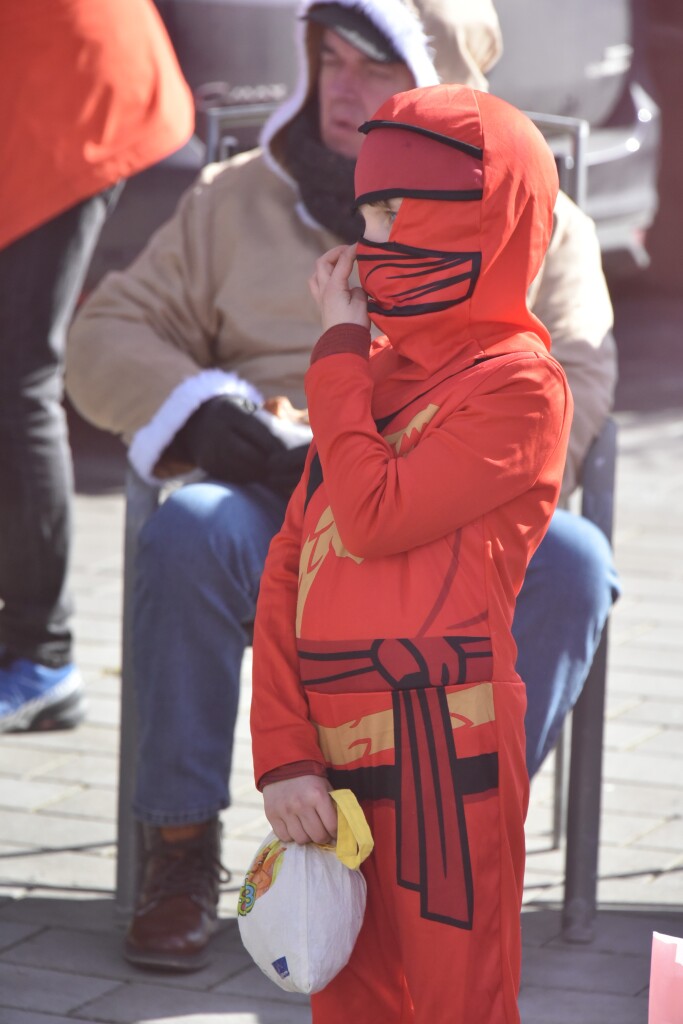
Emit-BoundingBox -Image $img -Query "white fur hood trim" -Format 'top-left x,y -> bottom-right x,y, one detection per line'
128,370 -> 264,484
260,0 -> 439,187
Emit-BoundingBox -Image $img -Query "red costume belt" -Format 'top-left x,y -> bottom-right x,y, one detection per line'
299,636 -> 498,928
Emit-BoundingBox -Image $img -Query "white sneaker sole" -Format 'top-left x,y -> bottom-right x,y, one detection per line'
0,671 -> 86,733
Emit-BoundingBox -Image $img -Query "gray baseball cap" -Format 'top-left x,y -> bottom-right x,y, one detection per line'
305,3 -> 402,64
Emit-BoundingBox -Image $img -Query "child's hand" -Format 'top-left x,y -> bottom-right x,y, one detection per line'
309,244 -> 369,332
263,775 -> 338,845
262,395 -> 309,425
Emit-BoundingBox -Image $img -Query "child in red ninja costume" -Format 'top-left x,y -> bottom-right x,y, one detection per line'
250,83 -> 573,1024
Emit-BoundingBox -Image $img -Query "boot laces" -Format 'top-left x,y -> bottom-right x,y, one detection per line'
144,831 -> 230,905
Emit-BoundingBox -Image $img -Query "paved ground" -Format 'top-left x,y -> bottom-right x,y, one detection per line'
0,284 -> 682,1023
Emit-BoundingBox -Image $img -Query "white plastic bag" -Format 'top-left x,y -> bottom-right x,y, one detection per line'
237,789 -> 373,994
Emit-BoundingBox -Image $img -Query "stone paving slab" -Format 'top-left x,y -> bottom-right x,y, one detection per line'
601,780 -> 683,819
600,812 -> 671,848
0,849 -> 115,894
0,921 -> 43,954
538,907 -> 681,957
0,809 -> 114,853
517,987 -> 649,1024
211,962 -> 311,1005
635,729 -> 683,756
603,719 -> 662,750
0,925 -> 251,993
0,778 -> 82,814
523,942 -> 651,996
0,896 -> 119,933
41,787 -> 119,823
0,725 -> 121,757
633,819 -> 683,852
0,961 -> 121,1016
76,981 -> 312,1024
71,650 -> 123,679
0,1011 -> 103,1024
603,749 -> 683,786
606,670 -> 683,699
76,695 -> 121,729
0,746 -> 74,779
36,754 -> 119,790
609,644 -> 683,676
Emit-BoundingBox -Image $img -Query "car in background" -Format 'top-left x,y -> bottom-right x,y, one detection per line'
489,0 -> 659,273
151,0 -> 660,276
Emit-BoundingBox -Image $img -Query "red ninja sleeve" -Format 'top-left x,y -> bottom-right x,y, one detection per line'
304,350 -> 572,559
250,463 -> 327,789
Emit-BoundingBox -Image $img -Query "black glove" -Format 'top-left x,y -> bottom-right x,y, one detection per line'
172,395 -> 287,484
266,443 -> 311,498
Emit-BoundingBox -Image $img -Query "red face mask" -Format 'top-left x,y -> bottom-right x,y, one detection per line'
352,87 -> 559,375
356,236 -> 482,317
355,116 -> 485,320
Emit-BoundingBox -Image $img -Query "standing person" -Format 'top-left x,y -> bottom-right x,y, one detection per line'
0,0 -> 194,732
251,82 -> 572,1023
66,0 -> 616,971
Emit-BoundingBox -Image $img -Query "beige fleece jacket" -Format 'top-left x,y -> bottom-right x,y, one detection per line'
68,151 -> 332,439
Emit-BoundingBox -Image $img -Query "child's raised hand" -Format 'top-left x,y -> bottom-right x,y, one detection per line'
263,775 -> 338,846
262,395 -> 309,424
309,244 -> 369,332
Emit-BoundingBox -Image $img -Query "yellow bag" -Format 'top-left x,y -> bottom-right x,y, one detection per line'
237,789 -> 373,994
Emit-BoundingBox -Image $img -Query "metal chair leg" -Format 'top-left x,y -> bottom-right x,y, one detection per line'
560,417 -> 616,940
115,469 -> 160,918
562,618 -> 610,941
552,721 -> 571,849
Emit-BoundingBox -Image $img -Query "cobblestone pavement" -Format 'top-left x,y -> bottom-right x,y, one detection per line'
0,288 -> 681,1023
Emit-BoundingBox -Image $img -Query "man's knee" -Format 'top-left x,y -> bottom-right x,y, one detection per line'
530,510 -> 618,611
137,482 -> 234,572
136,481 -> 283,591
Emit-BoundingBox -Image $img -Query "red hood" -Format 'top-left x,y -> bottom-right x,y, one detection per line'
354,85 -> 559,380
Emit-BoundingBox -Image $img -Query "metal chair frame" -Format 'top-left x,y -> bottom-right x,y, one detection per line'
560,417 -> 617,941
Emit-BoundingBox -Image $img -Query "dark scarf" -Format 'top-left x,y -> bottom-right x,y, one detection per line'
283,102 -> 365,243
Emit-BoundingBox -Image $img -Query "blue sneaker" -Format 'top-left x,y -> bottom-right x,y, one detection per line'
0,659 -> 85,733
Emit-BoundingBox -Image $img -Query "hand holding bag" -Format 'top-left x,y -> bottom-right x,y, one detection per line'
237,789 -> 374,994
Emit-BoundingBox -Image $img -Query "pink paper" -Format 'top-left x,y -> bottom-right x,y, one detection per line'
649,932 -> 683,1024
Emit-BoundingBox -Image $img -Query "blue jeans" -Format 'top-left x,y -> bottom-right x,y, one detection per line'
0,190 -> 119,666
514,508 -> 620,776
131,491 -> 618,824
132,481 -> 288,824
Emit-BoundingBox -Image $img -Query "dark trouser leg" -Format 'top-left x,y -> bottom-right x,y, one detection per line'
0,193 -> 113,666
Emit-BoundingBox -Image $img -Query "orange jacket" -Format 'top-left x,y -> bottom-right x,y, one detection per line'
0,0 -> 194,249
251,86 -> 573,786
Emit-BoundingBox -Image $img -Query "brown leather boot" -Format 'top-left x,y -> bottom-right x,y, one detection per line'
124,819 -> 224,972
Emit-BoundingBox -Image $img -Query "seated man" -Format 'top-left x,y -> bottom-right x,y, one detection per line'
67,0 -> 618,972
